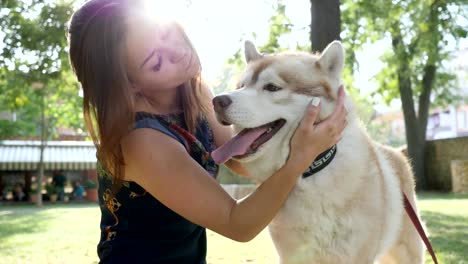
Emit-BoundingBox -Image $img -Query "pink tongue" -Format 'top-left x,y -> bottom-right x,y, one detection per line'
211,127 -> 268,164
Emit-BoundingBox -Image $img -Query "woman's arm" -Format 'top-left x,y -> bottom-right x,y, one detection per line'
123,129 -> 301,242
123,87 -> 347,242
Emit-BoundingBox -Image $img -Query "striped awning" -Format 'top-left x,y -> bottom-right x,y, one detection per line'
0,140 -> 97,171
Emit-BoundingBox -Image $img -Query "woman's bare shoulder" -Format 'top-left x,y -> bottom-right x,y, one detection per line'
121,128 -> 187,181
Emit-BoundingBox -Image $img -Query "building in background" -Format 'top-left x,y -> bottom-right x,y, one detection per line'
427,105 -> 468,139
0,140 -> 97,202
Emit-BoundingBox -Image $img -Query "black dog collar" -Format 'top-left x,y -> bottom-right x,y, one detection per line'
302,145 -> 337,178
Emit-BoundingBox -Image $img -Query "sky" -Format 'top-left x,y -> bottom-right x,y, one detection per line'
147,0 -> 312,82
147,0 -> 397,112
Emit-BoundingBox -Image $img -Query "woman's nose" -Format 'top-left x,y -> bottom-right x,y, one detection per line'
170,47 -> 188,64
157,24 -> 187,63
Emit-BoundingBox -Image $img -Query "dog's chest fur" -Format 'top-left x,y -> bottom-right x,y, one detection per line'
243,121 -> 404,263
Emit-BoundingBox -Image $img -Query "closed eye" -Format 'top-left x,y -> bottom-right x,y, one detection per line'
152,53 -> 162,72
263,83 -> 282,92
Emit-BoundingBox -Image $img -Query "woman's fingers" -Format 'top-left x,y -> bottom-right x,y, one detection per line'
334,86 -> 348,120
337,85 -> 346,104
316,86 -> 348,139
287,86 -> 348,173
340,119 -> 348,132
329,86 -> 346,121
302,97 -> 321,127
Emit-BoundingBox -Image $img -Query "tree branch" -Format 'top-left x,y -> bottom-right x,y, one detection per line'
310,0 -> 341,52
418,2 -> 439,139
391,27 -> 417,128
418,64 -> 436,137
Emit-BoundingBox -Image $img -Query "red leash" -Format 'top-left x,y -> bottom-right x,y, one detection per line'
403,192 -> 439,264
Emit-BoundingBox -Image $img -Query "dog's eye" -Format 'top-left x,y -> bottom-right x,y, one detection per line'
264,83 -> 282,92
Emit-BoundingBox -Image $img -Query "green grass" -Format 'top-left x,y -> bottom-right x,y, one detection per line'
0,203 -> 100,264
0,193 -> 467,264
418,193 -> 468,264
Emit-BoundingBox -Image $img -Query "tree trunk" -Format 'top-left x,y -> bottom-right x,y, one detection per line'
37,141 -> 45,206
36,91 -> 46,207
24,171 -> 32,196
407,137 -> 427,190
398,73 -> 426,190
402,4 -> 438,191
418,65 -> 436,138
392,32 -> 427,190
310,0 -> 341,52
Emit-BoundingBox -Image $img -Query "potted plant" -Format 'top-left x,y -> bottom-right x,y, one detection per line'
45,183 -> 58,203
84,179 -> 98,202
28,186 -> 40,203
2,184 -> 12,201
63,192 -> 70,202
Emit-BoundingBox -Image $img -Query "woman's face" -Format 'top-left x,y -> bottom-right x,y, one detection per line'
125,17 -> 200,93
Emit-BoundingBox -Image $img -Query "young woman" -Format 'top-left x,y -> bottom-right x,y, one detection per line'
67,0 -> 347,263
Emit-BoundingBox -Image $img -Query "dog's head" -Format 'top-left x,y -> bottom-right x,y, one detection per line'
211,41 -> 345,166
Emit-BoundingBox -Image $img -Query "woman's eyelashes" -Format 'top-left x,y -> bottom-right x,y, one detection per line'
152,53 -> 162,72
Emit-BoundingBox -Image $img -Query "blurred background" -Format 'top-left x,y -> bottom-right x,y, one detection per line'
0,0 -> 467,263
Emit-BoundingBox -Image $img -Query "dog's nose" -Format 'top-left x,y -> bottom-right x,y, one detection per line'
212,95 -> 232,111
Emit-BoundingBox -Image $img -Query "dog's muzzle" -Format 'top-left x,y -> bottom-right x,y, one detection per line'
212,95 -> 232,125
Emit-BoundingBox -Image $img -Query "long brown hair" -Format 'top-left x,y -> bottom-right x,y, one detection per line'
68,0 -> 209,184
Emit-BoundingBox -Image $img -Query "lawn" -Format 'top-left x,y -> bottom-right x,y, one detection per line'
0,192 -> 467,264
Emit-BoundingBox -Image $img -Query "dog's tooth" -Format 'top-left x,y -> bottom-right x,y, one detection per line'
267,128 -> 273,133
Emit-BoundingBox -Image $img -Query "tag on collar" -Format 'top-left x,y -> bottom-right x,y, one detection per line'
302,145 -> 337,178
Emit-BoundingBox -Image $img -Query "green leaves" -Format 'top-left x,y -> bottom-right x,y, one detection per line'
261,2 -> 292,54
342,0 -> 466,109
0,0 -> 83,139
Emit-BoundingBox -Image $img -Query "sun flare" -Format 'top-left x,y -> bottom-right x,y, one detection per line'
140,0 -> 190,26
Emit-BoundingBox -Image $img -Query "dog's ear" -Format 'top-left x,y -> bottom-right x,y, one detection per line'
317,41 -> 345,78
244,40 -> 263,63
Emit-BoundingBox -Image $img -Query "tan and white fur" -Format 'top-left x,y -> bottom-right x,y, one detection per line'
214,41 -> 425,264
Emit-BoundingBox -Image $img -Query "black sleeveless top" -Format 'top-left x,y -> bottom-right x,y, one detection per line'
97,112 -> 218,263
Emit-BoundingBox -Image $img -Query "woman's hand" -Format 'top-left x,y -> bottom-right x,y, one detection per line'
286,86 -> 347,174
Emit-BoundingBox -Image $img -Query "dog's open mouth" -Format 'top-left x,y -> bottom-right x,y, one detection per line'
211,119 -> 286,164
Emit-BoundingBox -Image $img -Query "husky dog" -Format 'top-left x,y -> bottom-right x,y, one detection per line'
211,41 -> 424,264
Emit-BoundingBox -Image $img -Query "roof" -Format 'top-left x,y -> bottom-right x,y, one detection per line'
0,140 -> 97,171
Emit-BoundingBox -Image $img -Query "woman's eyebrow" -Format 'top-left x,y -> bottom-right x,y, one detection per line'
140,49 -> 155,69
